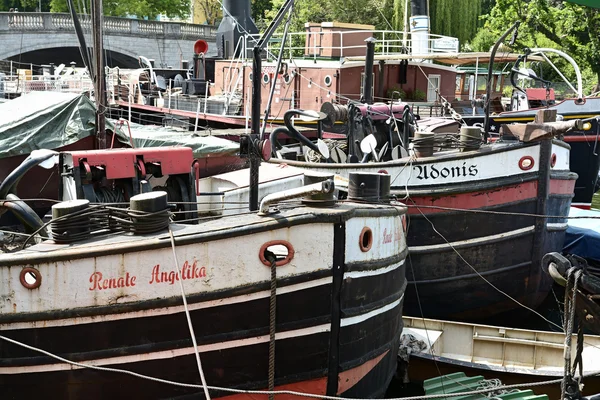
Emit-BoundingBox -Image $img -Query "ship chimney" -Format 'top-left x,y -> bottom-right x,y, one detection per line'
216,0 -> 259,59
409,0 -> 429,59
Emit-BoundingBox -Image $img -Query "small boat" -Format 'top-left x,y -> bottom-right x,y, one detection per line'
400,316 -> 600,398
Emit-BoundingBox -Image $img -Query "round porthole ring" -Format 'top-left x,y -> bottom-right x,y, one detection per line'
324,75 -> 333,87
20,267 -> 42,290
359,227 -> 373,252
262,73 -> 270,85
518,156 -> 535,171
259,240 -> 295,267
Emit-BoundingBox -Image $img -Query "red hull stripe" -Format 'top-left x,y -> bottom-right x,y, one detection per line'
408,179 -> 573,215
408,181 -> 538,215
563,136 -> 600,143
219,351 -> 388,400
549,179 -> 576,195
572,204 -> 592,210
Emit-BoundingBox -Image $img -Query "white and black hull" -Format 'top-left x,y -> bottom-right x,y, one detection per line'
270,138 -> 575,320
0,203 -> 408,399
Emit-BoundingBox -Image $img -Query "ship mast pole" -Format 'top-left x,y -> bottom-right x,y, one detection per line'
248,0 -> 295,211
91,0 -> 107,149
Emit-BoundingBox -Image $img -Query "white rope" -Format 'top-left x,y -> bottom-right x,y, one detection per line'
168,228 -> 211,400
0,332 -> 577,400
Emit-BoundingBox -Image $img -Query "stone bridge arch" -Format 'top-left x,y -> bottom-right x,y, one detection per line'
0,12 -> 217,68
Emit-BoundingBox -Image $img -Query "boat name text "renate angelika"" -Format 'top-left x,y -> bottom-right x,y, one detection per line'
413,163 -> 478,180
382,227 -> 402,244
88,260 -> 206,291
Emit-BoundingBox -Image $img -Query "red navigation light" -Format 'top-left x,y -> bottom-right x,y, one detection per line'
194,40 -> 209,54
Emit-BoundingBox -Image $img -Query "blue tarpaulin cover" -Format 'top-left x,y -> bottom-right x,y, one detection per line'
563,207 -> 600,262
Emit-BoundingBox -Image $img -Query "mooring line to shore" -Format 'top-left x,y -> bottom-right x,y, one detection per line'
0,331 -> 586,400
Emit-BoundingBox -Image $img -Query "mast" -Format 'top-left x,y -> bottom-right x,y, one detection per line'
247,0 -> 295,211
91,0 -> 107,149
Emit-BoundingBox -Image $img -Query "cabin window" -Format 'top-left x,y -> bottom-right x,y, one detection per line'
455,75 -> 463,93
497,75 -> 506,93
477,76 -> 487,92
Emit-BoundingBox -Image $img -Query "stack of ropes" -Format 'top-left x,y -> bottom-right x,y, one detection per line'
411,134 -> 480,151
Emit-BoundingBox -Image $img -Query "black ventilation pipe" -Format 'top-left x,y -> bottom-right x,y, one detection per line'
363,37 -> 376,105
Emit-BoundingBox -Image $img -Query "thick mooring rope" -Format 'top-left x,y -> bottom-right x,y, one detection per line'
267,254 -> 278,400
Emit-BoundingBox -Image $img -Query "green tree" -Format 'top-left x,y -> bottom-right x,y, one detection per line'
252,0 -> 273,21
195,0 -> 220,24
1,0 -> 51,11
429,0 -> 483,46
49,0 -> 190,19
265,0 -> 394,33
470,0 -> 600,94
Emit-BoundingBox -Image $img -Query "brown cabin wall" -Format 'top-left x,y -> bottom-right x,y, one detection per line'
213,60 -> 457,117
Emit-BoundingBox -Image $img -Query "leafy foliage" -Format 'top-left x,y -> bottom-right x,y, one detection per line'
1,0 -> 50,11
195,0 -> 220,24
430,0 -> 482,46
265,0 -> 396,33
49,0 -> 191,19
469,0 -> 600,94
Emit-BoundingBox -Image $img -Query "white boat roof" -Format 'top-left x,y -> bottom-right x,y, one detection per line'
344,51 -> 545,66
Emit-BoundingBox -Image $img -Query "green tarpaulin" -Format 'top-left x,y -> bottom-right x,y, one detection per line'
118,123 -> 239,158
0,92 -> 99,159
0,91 -> 239,160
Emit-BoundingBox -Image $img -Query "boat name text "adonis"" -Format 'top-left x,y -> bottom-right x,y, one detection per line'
88,260 -> 206,290
413,163 -> 478,180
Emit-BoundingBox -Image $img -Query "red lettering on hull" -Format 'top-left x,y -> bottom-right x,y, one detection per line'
149,260 -> 207,285
383,227 -> 403,245
89,272 -> 137,291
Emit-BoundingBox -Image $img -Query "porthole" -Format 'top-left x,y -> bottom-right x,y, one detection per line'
518,156 -> 535,171
359,227 -> 373,252
20,267 -> 42,290
324,75 -> 333,87
259,240 -> 295,267
262,73 -> 270,84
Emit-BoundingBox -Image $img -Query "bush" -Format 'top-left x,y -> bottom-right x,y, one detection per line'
387,86 -> 406,100
412,89 -> 426,101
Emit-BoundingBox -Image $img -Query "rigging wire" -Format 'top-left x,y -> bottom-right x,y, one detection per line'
407,197 -> 564,332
